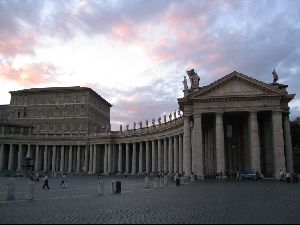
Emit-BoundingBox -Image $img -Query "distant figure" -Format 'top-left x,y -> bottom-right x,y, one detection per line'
280,170 -> 285,182
43,175 -> 50,190
61,174 -> 67,188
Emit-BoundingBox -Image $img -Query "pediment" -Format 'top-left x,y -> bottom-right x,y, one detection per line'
189,71 -> 284,99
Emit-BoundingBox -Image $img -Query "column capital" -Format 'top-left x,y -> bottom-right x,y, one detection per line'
193,113 -> 202,118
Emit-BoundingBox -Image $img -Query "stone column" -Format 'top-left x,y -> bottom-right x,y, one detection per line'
164,138 -> 168,172
17,144 -> 22,171
139,142 -> 143,174
193,114 -> 204,177
183,116 -> 192,176
283,114 -> 294,172
216,113 -> 225,174
8,144 -> 14,171
84,145 -> 88,173
68,146 -> 73,173
126,143 -> 130,174
118,144 -> 123,174
44,146 -> 48,172
52,146 -> 57,172
152,140 -> 156,173
93,145 -> 97,174
179,134 -> 183,174
76,146 -> 81,173
0,144 -> 4,170
146,141 -> 150,174
132,143 -> 137,174
249,112 -> 261,171
27,144 -> 31,157
158,139 -> 162,172
104,145 -> 108,173
35,145 -> 40,171
168,137 -> 174,173
60,146 -> 65,172
89,145 -> 93,174
174,136 -> 179,173
272,111 -> 286,177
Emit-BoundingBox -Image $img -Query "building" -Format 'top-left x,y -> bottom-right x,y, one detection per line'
0,71 -> 296,178
8,87 -> 112,134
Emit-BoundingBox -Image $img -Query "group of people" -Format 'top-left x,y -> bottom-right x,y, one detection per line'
41,172 -> 68,190
279,170 -> 298,183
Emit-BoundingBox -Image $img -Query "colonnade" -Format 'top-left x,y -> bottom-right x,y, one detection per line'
0,134 -> 184,175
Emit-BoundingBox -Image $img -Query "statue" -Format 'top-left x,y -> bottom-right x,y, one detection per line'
272,69 -> 279,84
158,117 -> 162,125
120,124 -> 123,132
138,121 -> 143,129
133,122 -> 136,130
146,120 -> 149,128
174,110 -> 177,119
126,124 -> 129,131
178,110 -> 182,117
164,115 -> 167,123
152,119 -> 156,126
183,76 -> 188,90
169,113 -> 172,121
187,69 -> 200,89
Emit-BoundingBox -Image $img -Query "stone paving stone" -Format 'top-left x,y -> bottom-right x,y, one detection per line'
0,176 -> 299,224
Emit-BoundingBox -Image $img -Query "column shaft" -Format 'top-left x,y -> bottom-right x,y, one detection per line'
84,145 -> 88,173
93,145 -> 97,174
193,114 -> 203,177
104,145 -> 108,173
35,145 -> 40,171
68,146 -> 73,173
168,137 -> 174,173
8,144 -> 14,171
283,114 -> 294,172
126,144 -> 130,174
76,146 -> 81,173
216,113 -> 225,173
52,146 -> 57,172
174,136 -> 179,173
0,144 -> 4,170
139,142 -> 143,174
158,140 -> 162,172
89,145 -> 93,174
272,112 -> 286,177
118,144 -> 123,173
183,116 -> 192,176
146,141 -> 150,174
17,145 -> 22,171
164,138 -> 168,172
132,143 -> 137,174
179,135 -> 183,174
250,112 -> 261,171
152,140 -> 156,173
60,146 -> 65,172
44,146 -> 48,172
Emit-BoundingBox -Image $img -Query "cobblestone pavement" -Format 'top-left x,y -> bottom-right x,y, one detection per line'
0,176 -> 300,224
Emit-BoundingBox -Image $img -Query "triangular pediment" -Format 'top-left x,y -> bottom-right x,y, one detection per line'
189,71 -> 285,99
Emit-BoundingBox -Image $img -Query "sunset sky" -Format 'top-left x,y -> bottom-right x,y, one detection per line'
0,0 -> 299,130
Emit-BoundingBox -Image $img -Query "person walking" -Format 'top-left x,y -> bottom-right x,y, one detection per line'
43,175 -> 50,190
61,173 -> 67,188
280,170 -> 285,183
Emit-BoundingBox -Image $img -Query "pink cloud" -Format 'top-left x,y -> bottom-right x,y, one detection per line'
0,62 -> 58,86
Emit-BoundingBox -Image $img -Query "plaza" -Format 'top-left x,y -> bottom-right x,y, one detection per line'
0,176 -> 300,224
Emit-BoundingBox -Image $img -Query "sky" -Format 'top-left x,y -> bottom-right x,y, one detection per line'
0,0 -> 300,130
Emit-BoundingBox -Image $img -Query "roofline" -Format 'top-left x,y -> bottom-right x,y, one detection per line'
9,86 -> 113,108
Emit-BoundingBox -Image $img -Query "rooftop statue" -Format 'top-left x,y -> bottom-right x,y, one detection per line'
174,110 -> 177,119
146,120 -> 149,128
120,124 -> 123,132
126,124 -> 129,131
169,113 -> 172,121
183,76 -> 188,91
272,69 -> 279,84
138,121 -> 143,129
158,117 -> 162,125
164,115 -> 167,123
187,69 -> 200,89
152,119 -> 156,126
133,122 -> 136,130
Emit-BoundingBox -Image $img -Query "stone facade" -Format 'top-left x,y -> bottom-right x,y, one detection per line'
0,71 -> 295,179
8,87 -> 112,134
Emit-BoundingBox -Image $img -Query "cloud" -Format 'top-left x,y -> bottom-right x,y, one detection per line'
0,61 -> 59,86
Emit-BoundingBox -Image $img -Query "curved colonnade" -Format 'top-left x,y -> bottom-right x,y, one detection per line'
0,117 -> 185,176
